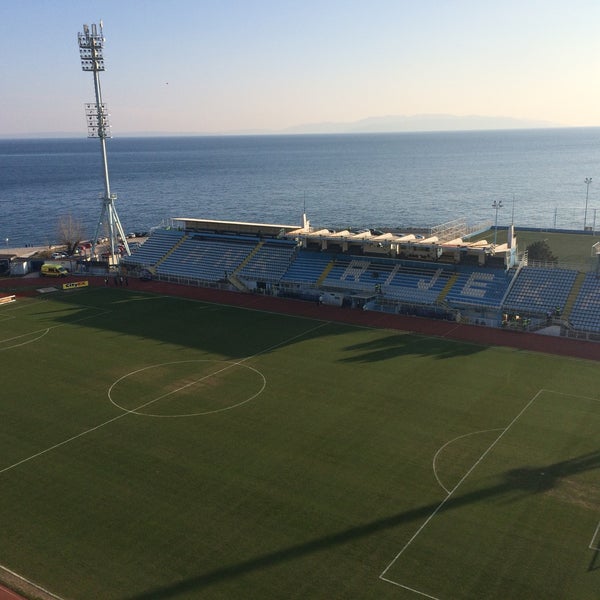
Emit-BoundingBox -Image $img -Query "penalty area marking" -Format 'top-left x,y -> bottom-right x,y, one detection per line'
0,304 -> 109,352
379,388 -> 545,597
381,388 -> 600,597
432,428 -> 504,494
108,359 -> 266,417
0,328 -> 51,351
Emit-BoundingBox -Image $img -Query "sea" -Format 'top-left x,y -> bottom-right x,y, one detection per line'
2,127 -> 600,248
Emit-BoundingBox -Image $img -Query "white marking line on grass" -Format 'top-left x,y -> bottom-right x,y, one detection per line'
107,319 -> 331,417
0,321 -> 331,476
108,360 -> 267,417
0,298 -> 48,312
0,564 -> 64,600
533,389 -> 600,554
379,576 -> 441,600
0,306 -> 109,352
432,428 -> 504,494
0,328 -> 51,350
590,520 -> 600,551
379,388 -> 545,594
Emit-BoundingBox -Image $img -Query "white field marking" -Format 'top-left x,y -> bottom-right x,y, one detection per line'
0,563 -> 64,600
0,328 -> 51,351
590,521 -> 600,551
541,388 -> 600,404
109,295 -> 183,304
379,576 -> 441,600
432,428 -> 504,494
439,323 -> 462,337
108,359 -> 266,417
0,298 -> 48,312
0,306 -> 109,352
107,319 -> 332,417
0,408 -> 135,476
379,388 -> 545,585
0,320 -> 331,476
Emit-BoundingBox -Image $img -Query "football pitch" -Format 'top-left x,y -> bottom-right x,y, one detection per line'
1,288 -> 599,599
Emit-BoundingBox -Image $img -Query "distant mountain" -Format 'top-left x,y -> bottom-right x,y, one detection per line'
280,114 -> 559,135
1,114 -> 561,139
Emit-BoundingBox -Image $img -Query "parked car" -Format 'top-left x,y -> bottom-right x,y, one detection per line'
41,263 -> 69,277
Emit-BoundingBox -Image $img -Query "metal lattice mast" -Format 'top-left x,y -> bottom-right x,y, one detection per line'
78,22 -> 130,262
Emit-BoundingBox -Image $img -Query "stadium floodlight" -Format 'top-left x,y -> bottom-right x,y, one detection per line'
584,177 -> 592,231
492,200 -> 503,245
78,22 -> 130,262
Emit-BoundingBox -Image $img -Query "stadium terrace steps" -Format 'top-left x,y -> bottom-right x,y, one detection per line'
280,251 -> 333,284
319,256 -> 453,303
436,272 -> 459,303
503,267 -> 578,315
121,229 -> 185,268
156,235 -> 256,282
444,269 -> 513,309
568,272 -> 600,333
122,229 -> 599,336
561,271 -> 586,319
237,240 -> 297,283
233,241 -> 264,276
154,233 -> 189,267
316,260 -> 335,285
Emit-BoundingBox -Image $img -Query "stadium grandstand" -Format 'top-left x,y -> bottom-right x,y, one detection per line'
120,215 -> 600,342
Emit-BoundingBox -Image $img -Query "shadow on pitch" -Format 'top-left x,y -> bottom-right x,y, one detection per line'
27,290 -> 486,363
589,548 -> 600,572
122,450 -> 600,600
340,332 -> 483,362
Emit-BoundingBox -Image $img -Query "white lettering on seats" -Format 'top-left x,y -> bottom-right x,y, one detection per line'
461,272 -> 493,297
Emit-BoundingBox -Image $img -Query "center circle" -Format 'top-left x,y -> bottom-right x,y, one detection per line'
108,359 -> 266,417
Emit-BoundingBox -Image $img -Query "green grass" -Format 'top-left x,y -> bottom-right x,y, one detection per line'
1,289 -> 599,599
471,228 -> 600,268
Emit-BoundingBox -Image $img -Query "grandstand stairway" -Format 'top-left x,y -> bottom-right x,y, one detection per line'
233,241 -> 264,276
227,272 -> 248,292
154,234 -> 189,269
561,271 -> 586,319
436,273 -> 459,303
316,260 -> 335,286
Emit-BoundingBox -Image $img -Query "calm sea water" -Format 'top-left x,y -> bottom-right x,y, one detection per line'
1,128 -> 600,247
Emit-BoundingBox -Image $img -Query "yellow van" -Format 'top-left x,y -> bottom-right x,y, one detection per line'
41,263 -> 69,277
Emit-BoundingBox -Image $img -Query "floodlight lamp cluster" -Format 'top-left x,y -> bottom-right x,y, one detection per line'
85,103 -> 110,138
78,22 -> 111,138
78,23 -> 105,71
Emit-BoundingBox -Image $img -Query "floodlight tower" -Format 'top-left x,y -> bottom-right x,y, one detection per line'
78,22 -> 130,262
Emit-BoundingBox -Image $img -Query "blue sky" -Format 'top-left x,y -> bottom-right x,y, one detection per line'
2,0 -> 600,136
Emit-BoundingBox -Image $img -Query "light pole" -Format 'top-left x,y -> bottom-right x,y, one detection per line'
584,177 -> 592,230
4,238 -> 8,249
78,22 -> 130,262
492,200 -> 503,245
